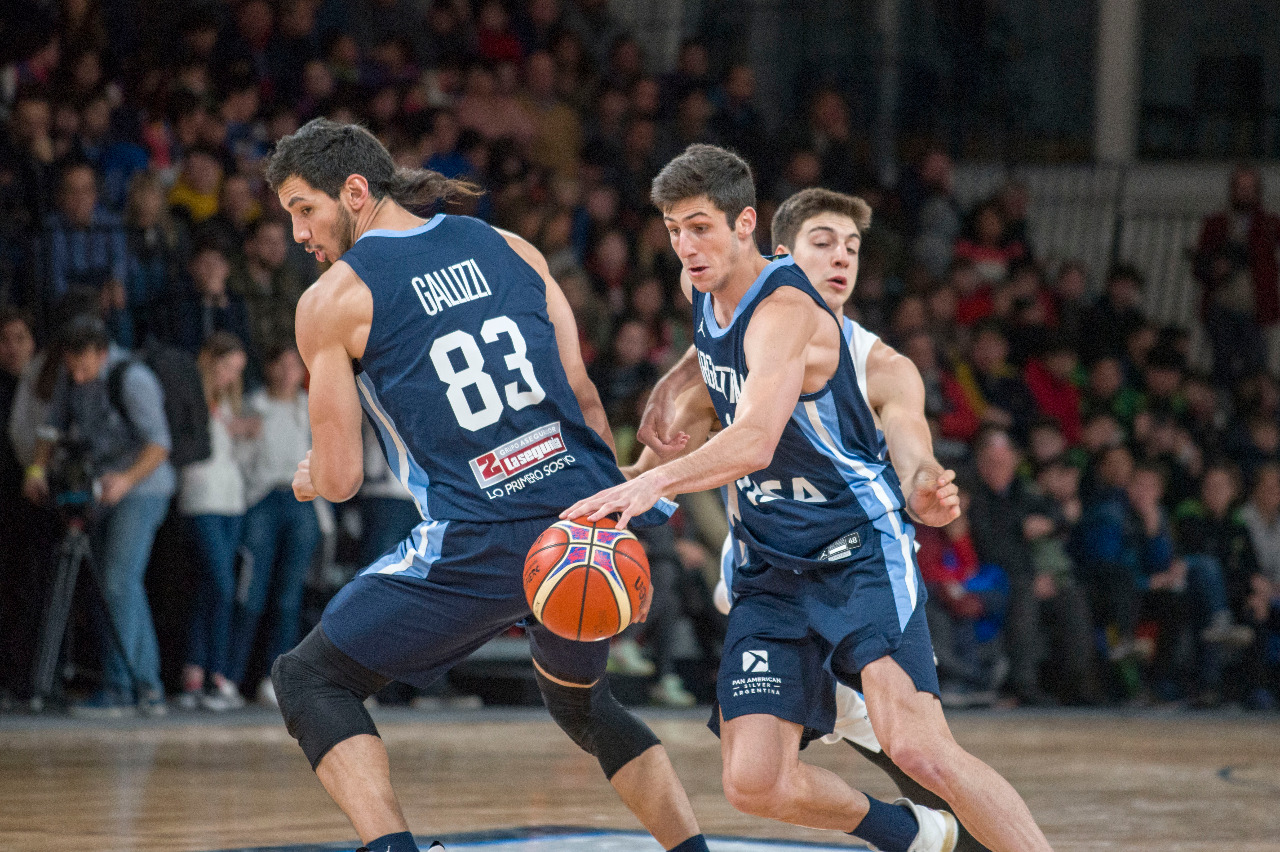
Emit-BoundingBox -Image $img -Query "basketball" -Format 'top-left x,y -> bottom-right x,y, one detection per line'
523,517 -> 651,641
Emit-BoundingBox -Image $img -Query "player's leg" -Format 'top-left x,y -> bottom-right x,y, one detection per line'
271,625 -> 413,847
861,654 -> 1052,852
528,625 -> 707,852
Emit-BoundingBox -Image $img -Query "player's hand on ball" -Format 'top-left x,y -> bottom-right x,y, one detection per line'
293,451 -> 318,502
907,467 -> 960,527
561,474 -> 664,530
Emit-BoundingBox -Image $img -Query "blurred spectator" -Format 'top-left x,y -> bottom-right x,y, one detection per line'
1239,463 -> 1280,707
228,218 -> 304,363
1051,260 -> 1092,352
74,91 -> 148,213
198,172 -> 263,253
455,62 -> 534,146
0,308 -> 38,705
1173,463 -> 1264,706
519,50 -> 581,178
967,429 -> 1096,705
996,179 -> 1034,260
711,63 -> 768,176
227,342 -> 319,705
588,316 -> 658,461
475,0 -> 524,65
1079,263 -> 1147,366
901,330 -> 978,459
122,171 -> 188,345
1073,454 -> 1184,697
917,505 -> 1007,706
178,332 -> 256,712
953,320 -> 1038,442
1194,165 -> 1280,382
24,314 -> 175,716
1023,334 -> 1083,445
267,0 -> 323,105
1080,355 -> 1143,438
167,147 -> 225,228
34,161 -> 129,333
0,87 -> 58,235
954,200 -> 1025,285
162,243 -> 252,356
899,145 -> 962,279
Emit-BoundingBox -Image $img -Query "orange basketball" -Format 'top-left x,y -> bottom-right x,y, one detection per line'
523,517 -> 651,641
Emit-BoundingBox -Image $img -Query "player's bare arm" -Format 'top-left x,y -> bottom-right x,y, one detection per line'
636,344 -> 704,458
500,229 -> 617,456
293,262 -> 370,502
624,379 -> 719,479
865,340 -> 960,527
563,287 -> 832,526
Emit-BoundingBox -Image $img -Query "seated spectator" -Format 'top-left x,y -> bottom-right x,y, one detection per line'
178,332 -> 257,712
1174,463 -> 1264,706
196,173 -> 263,254
1141,346 -> 1189,422
953,320 -> 1039,442
23,314 -> 176,716
587,317 -> 658,462
123,172 -> 188,346
1073,454 -> 1184,699
901,330 -> 979,458
967,429 -> 1097,705
954,199 -> 1025,286
227,342 -> 320,706
1051,260 -> 1092,352
1080,263 -> 1148,365
519,50 -> 582,178
1080,355 -> 1143,437
35,161 -> 129,335
228,218 -> 305,364
162,243 -> 252,356
1238,463 -> 1280,708
1023,334 -> 1084,446
74,91 -> 148,212
917,502 -> 1007,707
167,146 -> 225,228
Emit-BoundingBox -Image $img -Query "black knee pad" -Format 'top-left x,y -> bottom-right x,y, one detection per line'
534,668 -> 660,780
272,626 -> 391,769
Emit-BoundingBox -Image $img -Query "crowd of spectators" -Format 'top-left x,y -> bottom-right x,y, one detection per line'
1,0 -> 1279,716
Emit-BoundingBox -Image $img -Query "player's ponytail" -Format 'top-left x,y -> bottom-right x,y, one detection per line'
385,167 -> 483,209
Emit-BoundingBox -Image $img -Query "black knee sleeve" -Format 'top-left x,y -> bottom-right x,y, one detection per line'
534,668 -> 660,780
272,626 -> 391,769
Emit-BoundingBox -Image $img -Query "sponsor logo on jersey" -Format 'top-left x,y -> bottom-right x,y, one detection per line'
732,650 -> 782,699
742,650 -> 769,673
470,421 -> 567,487
411,257 -> 493,316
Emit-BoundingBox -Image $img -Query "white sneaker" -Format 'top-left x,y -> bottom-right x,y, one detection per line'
201,679 -> 246,712
897,797 -> 958,852
255,677 -> 278,708
607,638 -> 655,677
650,673 -> 696,708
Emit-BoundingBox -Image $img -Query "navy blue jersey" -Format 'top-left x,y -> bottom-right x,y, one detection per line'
693,257 -> 919,618
341,214 -> 669,527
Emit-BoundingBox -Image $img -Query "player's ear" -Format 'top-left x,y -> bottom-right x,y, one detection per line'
343,174 -> 372,210
774,245 -> 790,256
735,206 -> 757,239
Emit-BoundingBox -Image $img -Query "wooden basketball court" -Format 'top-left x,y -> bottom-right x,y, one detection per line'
2,706 -> 1278,851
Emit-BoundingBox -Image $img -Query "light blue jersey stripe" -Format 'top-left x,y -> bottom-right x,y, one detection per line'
363,518 -> 449,578
702,256 -> 797,339
356,373 -> 433,521
794,394 -> 918,629
357,213 -> 445,242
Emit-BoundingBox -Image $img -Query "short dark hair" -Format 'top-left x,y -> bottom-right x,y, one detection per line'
60,314 -> 110,354
650,143 -> 755,224
265,117 -> 480,208
771,187 -> 872,251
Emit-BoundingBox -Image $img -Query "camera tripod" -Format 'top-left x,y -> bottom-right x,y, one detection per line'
30,514 -> 137,711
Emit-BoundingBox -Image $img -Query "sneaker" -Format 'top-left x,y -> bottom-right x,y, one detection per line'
607,638 -> 655,676
255,677 -> 278,708
897,797 -> 959,852
138,688 -> 168,717
177,689 -> 202,711
201,679 -> 245,712
69,690 -> 132,720
650,673 -> 696,708
1200,611 -> 1254,647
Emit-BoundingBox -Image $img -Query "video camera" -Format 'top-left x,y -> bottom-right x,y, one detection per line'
47,436 -> 99,520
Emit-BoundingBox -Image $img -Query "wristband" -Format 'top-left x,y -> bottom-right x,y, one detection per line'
25,464 -> 46,480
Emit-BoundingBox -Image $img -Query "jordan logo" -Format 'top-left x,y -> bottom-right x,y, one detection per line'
698,319 -> 706,337
742,650 -> 769,673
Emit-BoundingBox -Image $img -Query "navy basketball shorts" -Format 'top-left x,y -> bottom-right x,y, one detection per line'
712,516 -> 940,738
320,515 -> 608,688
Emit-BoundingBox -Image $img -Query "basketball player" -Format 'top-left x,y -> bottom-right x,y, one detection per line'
265,119 -> 712,852
624,186 -> 989,852
564,145 -> 1054,852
